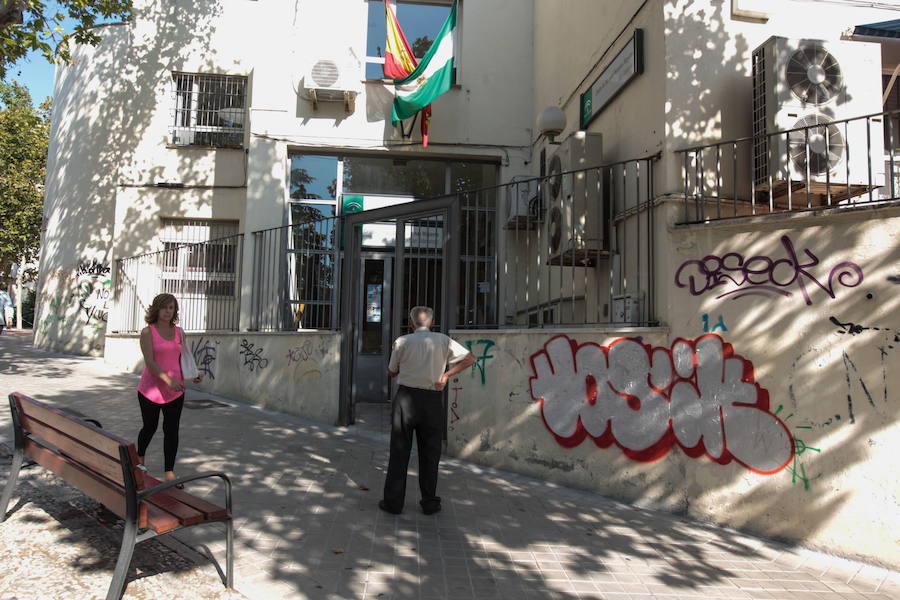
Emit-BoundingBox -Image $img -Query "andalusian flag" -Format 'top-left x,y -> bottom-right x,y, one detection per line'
388,0 -> 457,145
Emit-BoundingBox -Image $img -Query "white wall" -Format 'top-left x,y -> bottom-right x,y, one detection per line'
106,331 -> 342,424
39,0 -> 537,353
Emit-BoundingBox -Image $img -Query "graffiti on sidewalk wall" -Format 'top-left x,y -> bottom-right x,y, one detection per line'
76,276 -> 111,325
464,339 -> 495,385
286,342 -> 313,364
529,334 -> 794,473
239,339 -> 269,372
191,336 -> 219,380
674,235 -> 863,305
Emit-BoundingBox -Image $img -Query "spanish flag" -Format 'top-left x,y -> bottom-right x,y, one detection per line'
385,0 -> 457,147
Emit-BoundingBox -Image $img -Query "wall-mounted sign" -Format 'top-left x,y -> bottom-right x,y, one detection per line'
342,195 -> 364,214
580,29 -> 644,129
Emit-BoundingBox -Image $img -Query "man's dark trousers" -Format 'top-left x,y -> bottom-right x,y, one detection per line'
382,385 -> 443,513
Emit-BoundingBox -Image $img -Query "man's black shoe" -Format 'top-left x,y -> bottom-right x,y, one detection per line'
378,500 -> 401,514
422,504 -> 441,515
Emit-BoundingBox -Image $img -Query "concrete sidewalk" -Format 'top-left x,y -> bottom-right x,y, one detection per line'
0,331 -> 897,600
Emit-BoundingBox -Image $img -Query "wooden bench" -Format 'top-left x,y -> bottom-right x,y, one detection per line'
0,392 -> 233,600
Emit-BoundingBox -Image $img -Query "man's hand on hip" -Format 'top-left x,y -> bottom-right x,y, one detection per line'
434,373 -> 450,391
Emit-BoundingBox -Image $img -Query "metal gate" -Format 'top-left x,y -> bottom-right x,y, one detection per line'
338,197 -> 460,426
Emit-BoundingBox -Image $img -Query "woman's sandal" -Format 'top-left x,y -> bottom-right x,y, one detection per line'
164,473 -> 185,490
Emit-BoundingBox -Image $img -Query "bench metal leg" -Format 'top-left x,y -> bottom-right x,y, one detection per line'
225,517 -> 234,589
0,449 -> 23,523
106,519 -> 137,600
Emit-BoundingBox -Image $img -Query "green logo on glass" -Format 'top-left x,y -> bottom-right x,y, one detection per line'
342,195 -> 364,214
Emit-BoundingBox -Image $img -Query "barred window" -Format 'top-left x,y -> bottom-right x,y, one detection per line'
160,219 -> 241,297
171,73 -> 247,148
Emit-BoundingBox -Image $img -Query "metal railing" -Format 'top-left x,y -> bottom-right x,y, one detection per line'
488,156 -> 657,327
114,234 -> 244,333
250,216 -> 340,332
249,157 -> 658,331
678,108 -> 900,224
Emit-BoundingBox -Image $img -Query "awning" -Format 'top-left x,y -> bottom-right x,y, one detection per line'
854,19 -> 900,39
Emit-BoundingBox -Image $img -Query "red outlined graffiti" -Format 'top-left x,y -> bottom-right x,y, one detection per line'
529,334 -> 794,474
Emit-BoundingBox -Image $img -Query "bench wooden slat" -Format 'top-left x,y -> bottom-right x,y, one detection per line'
18,414 -> 126,486
144,490 -> 205,527
23,438 -> 149,528
146,504 -> 182,534
143,474 -> 228,520
13,395 -> 125,457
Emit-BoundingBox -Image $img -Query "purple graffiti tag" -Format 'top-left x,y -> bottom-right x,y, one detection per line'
674,235 -> 863,305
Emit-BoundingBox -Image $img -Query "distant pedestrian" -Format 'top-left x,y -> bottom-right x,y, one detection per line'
380,306 -> 475,515
136,293 -> 201,487
0,290 -> 11,334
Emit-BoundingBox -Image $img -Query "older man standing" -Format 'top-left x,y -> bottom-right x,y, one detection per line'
379,306 -> 475,515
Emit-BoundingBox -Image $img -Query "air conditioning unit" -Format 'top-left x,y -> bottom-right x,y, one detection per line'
544,131 -> 605,266
302,58 -> 361,111
752,37 -> 884,204
504,175 -> 542,229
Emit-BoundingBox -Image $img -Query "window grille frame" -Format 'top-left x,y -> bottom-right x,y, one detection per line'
170,72 -> 248,149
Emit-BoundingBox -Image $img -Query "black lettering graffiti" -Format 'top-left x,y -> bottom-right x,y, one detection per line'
76,259 -> 111,277
191,337 -> 219,380
239,339 -> 269,372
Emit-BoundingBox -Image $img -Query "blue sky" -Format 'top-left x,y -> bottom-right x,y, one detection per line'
6,2 -> 79,105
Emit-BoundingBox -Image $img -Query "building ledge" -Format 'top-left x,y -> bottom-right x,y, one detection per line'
672,198 -> 900,232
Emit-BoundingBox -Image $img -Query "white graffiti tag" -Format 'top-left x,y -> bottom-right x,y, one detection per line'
529,334 -> 794,473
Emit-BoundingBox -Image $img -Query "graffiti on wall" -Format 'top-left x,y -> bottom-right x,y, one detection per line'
464,339 -> 495,385
529,334 -> 794,473
286,342 -> 313,364
40,293 -> 67,333
701,313 -> 727,333
829,314 -> 896,424
239,339 -> 269,372
191,337 -> 219,380
674,235 -> 863,305
76,276 -> 111,325
76,260 -> 111,277
774,405 -> 823,492
449,377 -> 462,431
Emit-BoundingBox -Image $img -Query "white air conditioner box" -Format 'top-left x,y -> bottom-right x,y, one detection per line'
505,175 -> 541,229
302,58 -> 362,111
544,131 -> 606,266
752,37 -> 884,197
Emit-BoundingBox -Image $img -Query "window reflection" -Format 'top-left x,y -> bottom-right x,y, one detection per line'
290,155 -> 338,200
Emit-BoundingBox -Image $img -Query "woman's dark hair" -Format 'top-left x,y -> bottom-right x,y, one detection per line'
144,293 -> 179,325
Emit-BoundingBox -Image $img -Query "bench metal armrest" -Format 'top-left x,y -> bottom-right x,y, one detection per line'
137,471 -> 232,515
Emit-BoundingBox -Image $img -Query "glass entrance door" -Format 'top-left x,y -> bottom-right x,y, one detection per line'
352,256 -> 393,404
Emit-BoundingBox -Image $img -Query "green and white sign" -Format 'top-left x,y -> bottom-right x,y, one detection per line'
342,194 -> 365,214
580,29 -> 644,129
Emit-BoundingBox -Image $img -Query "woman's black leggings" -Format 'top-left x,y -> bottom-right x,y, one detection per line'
136,392 -> 184,472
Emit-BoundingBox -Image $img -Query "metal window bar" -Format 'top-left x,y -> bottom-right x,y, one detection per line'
113,234 -> 244,333
171,73 -> 247,148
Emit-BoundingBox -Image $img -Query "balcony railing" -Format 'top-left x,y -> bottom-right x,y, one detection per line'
678,108 -> 900,224
114,234 -> 244,333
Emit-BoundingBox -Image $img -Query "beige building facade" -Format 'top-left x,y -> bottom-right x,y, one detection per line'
37,0 -> 900,569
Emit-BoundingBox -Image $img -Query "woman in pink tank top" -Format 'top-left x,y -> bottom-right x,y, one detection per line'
137,293 -> 202,487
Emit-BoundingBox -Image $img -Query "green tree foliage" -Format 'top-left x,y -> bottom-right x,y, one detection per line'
0,0 -> 132,79
0,80 -> 48,280
412,35 -> 432,59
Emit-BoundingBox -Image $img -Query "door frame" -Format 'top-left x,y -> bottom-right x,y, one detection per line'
352,253 -> 393,405
338,196 -> 460,426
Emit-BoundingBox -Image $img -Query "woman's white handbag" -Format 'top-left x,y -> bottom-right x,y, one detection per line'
179,329 -> 199,380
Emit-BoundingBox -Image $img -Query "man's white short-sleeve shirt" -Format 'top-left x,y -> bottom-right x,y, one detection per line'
388,327 -> 471,390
